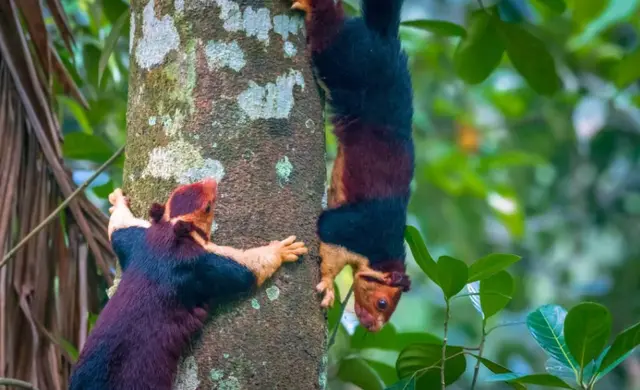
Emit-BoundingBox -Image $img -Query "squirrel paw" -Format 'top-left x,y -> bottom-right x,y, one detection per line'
108,188 -> 129,214
291,0 -> 311,15
316,279 -> 335,308
271,235 -> 308,263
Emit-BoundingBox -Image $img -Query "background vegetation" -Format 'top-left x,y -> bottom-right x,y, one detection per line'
3,0 -> 640,388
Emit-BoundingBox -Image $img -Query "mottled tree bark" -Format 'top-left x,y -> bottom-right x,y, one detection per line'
123,0 -> 327,388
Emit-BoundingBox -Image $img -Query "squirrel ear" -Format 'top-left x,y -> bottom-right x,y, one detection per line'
387,271 -> 411,292
149,203 -> 165,223
173,220 -> 195,238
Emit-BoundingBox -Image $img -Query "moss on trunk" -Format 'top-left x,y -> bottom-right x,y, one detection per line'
124,0 -> 327,388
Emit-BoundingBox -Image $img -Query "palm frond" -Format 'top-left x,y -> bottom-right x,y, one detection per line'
0,0 -> 115,387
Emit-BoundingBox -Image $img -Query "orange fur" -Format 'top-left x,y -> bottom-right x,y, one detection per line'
108,180 -> 308,287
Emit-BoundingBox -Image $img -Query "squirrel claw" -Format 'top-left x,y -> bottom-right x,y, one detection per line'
316,279 -> 335,308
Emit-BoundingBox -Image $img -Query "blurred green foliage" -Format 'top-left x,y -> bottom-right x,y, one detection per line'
54,0 -> 640,388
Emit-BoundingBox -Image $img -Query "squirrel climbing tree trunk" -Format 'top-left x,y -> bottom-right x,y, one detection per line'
124,0 -> 327,388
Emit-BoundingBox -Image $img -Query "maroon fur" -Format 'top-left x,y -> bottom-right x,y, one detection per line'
149,203 -> 166,222
336,121 -> 413,203
305,0 -> 345,52
168,184 -> 207,218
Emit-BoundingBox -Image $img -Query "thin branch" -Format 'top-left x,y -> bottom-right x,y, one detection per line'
0,145 -> 124,270
470,319 -> 487,390
0,378 -> 39,390
441,299 -> 451,390
486,321 -> 527,336
327,285 -> 354,348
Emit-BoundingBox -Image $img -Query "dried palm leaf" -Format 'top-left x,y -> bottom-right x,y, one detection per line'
0,0 -> 116,387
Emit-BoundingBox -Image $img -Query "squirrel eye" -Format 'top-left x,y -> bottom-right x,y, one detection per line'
204,203 -> 212,213
376,299 -> 388,311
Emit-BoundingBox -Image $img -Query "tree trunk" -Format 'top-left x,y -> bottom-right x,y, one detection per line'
123,0 -> 327,389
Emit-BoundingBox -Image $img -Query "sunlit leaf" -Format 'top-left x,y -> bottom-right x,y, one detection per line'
526,305 -> 579,374
98,10 -> 128,85
564,302 -> 611,370
404,225 -> 438,284
436,256 -> 468,299
598,321 -> 640,377
453,9 -> 505,84
396,343 -> 466,387
400,20 -> 466,37
497,23 -> 561,95
467,282 -> 484,318
468,253 -> 521,282
486,373 -> 573,388
480,271 -> 514,318
337,357 -> 385,390
545,357 -> 580,387
534,0 -> 567,13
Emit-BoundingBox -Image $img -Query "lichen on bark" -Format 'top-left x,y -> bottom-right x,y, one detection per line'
123,0 -> 327,388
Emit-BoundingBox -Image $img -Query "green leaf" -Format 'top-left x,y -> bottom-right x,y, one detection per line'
63,132 -> 115,163
486,373 -> 574,388
385,377 -> 415,390
57,96 -> 92,134
453,9 -> 505,84
338,357 -> 385,390
351,323 -> 441,351
342,0 -> 359,16
598,321 -> 640,377
404,226 -> 438,284
92,181 -> 114,199
99,10 -> 129,85
471,355 -> 525,390
396,343 -> 466,387
365,360 -> 399,387
526,305 -> 579,374
480,271 -> 514,318
436,256 -> 468,299
614,48 -> 640,88
564,302 -> 611,370
400,20 -> 466,37
567,0 -> 607,26
468,253 -> 521,282
534,0 -> 567,13
59,338 -> 79,362
545,357 -> 578,386
497,23 -> 561,95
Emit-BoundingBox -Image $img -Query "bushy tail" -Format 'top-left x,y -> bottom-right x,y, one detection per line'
361,0 -> 403,37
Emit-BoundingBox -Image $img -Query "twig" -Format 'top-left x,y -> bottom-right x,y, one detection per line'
0,145 -> 125,270
0,378 -> 39,390
328,285 -> 354,348
441,299 -> 451,390
486,321 -> 526,336
470,319 -> 487,390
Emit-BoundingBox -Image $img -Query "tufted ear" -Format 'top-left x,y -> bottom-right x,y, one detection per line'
386,271 -> 411,292
173,220 -> 195,238
149,203 -> 166,223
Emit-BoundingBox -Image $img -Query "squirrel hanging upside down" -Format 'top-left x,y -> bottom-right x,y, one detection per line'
292,0 -> 414,331
69,179 -> 307,390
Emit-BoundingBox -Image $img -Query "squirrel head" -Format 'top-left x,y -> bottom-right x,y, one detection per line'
352,264 -> 410,332
149,178 -> 218,241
